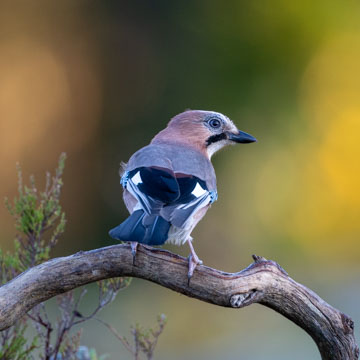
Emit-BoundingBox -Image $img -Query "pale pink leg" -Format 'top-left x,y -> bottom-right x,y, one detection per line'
187,238 -> 203,285
130,242 -> 138,265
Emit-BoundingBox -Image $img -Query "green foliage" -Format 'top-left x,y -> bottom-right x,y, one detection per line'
131,314 -> 167,360
97,277 -> 132,307
0,153 -> 68,360
0,319 -> 38,360
1,154 -> 166,360
97,314 -> 167,360
4,153 -> 66,272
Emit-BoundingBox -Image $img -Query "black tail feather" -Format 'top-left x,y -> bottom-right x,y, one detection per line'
109,210 -> 171,246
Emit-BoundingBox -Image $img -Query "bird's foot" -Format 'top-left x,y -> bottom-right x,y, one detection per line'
130,242 -> 138,265
187,253 -> 203,286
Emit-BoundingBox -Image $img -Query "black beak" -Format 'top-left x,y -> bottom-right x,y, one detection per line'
227,130 -> 257,144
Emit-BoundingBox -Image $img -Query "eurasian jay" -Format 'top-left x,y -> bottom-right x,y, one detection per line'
109,110 -> 256,283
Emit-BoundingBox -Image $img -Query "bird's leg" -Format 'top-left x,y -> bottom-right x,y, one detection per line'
187,238 -> 203,285
130,242 -> 138,265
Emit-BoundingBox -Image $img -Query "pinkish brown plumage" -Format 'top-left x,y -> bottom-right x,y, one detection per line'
152,110 -> 239,157
109,110 -> 256,284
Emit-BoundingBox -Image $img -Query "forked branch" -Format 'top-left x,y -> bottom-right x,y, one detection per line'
0,244 -> 357,359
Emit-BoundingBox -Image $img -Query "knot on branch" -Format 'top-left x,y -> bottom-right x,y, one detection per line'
342,313 -> 355,334
230,290 -> 259,308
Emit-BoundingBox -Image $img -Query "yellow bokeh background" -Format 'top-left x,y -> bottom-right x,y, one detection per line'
0,1 -> 359,359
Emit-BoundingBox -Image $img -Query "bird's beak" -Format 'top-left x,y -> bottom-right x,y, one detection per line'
227,130 -> 257,144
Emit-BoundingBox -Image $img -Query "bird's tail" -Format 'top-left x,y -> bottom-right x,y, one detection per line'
109,210 -> 171,246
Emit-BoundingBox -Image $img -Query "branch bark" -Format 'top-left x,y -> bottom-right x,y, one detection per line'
0,244 -> 358,359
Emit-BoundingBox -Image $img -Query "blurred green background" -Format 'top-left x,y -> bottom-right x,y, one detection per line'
1,0 -> 360,358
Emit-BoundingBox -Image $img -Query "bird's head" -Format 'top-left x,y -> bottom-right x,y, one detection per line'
151,110 -> 257,158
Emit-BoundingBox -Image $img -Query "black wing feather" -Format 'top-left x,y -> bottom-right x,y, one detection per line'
128,167 -> 180,203
111,166 -> 212,245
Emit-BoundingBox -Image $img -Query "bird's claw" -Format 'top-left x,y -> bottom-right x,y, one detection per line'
130,242 -> 138,266
187,254 -> 202,286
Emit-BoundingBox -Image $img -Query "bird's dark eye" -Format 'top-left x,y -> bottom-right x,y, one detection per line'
208,118 -> 221,129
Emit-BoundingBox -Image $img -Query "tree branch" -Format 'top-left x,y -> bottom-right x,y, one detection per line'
0,244 -> 358,359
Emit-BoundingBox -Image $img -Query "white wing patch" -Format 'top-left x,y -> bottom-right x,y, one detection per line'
191,182 -> 207,197
131,171 -> 142,185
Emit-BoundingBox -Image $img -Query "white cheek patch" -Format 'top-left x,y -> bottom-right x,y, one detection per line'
192,182 -> 207,197
207,140 -> 231,158
131,171 -> 142,185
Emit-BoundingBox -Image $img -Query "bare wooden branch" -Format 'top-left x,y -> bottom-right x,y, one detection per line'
0,244 -> 357,359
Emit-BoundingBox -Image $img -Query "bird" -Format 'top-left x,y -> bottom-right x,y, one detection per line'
109,110 -> 256,284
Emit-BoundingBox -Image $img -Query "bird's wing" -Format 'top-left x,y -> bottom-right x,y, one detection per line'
160,174 -> 217,228
121,166 -> 180,214
121,167 -> 217,227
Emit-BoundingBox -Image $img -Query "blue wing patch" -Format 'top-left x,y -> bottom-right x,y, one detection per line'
120,171 -> 129,188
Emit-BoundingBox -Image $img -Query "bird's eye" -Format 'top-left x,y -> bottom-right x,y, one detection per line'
208,118 -> 221,129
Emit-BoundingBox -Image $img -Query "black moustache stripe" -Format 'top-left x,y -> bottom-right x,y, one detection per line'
206,133 -> 227,146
